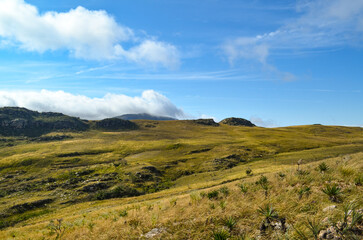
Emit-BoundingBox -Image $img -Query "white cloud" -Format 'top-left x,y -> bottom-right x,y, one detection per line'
223,0 -> 363,65
115,40 -> 180,69
0,0 -> 179,68
250,116 -> 277,128
199,114 -> 218,122
222,37 -> 269,65
0,89 -> 186,120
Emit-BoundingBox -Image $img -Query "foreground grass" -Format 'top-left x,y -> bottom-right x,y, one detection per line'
0,122 -> 362,239
1,152 -> 362,239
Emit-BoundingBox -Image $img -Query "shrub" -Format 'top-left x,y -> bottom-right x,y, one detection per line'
119,209 -> 128,217
256,175 -> 269,197
207,190 -> 219,199
48,219 -> 66,240
255,175 -> 268,185
278,172 -> 286,178
298,186 -> 311,200
305,219 -> 321,240
246,168 -> 253,176
322,184 -> 342,202
318,162 -> 329,173
238,183 -> 248,194
95,185 -> 141,200
219,186 -> 230,196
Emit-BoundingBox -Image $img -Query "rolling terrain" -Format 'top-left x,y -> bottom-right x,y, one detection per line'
0,108 -> 362,239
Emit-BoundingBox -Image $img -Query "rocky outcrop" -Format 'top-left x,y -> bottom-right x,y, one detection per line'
220,117 -> 255,127
192,119 -> 219,126
0,107 -> 89,136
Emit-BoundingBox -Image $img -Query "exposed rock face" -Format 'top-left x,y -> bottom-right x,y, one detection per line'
192,119 -> 219,126
0,107 -> 89,136
220,117 -> 255,127
95,118 -> 137,130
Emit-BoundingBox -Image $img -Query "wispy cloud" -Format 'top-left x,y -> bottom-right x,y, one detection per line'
0,89 -> 186,120
222,0 -> 363,77
250,116 -> 277,128
0,0 -> 180,69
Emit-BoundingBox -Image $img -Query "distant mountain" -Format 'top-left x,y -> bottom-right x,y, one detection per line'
95,118 -> 137,130
116,113 -> 176,121
0,107 -> 89,137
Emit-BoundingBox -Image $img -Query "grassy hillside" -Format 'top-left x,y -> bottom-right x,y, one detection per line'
0,120 -> 362,239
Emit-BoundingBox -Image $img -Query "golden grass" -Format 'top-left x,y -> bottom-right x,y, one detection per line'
0,122 -> 362,239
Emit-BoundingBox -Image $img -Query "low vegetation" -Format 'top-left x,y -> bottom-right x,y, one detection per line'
0,113 -> 362,239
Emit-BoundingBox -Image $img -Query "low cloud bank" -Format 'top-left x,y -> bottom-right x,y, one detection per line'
0,89 -> 185,120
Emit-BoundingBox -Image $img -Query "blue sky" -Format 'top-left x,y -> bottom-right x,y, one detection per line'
0,0 -> 362,126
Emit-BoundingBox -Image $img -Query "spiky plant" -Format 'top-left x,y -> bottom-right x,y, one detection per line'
278,172 -> 286,178
224,216 -> 237,231
257,204 -> 278,222
341,202 -> 363,233
305,219 -> 321,240
322,184 -> 342,202
238,183 -> 248,194
318,162 -> 329,173
207,190 -> 219,199
213,229 -> 230,240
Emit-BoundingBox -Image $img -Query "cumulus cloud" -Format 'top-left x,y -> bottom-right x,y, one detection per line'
115,40 -> 180,69
223,0 -> 363,67
0,89 -> 185,120
0,0 -> 179,68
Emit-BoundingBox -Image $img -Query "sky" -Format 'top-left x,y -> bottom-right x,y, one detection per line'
0,0 -> 362,127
